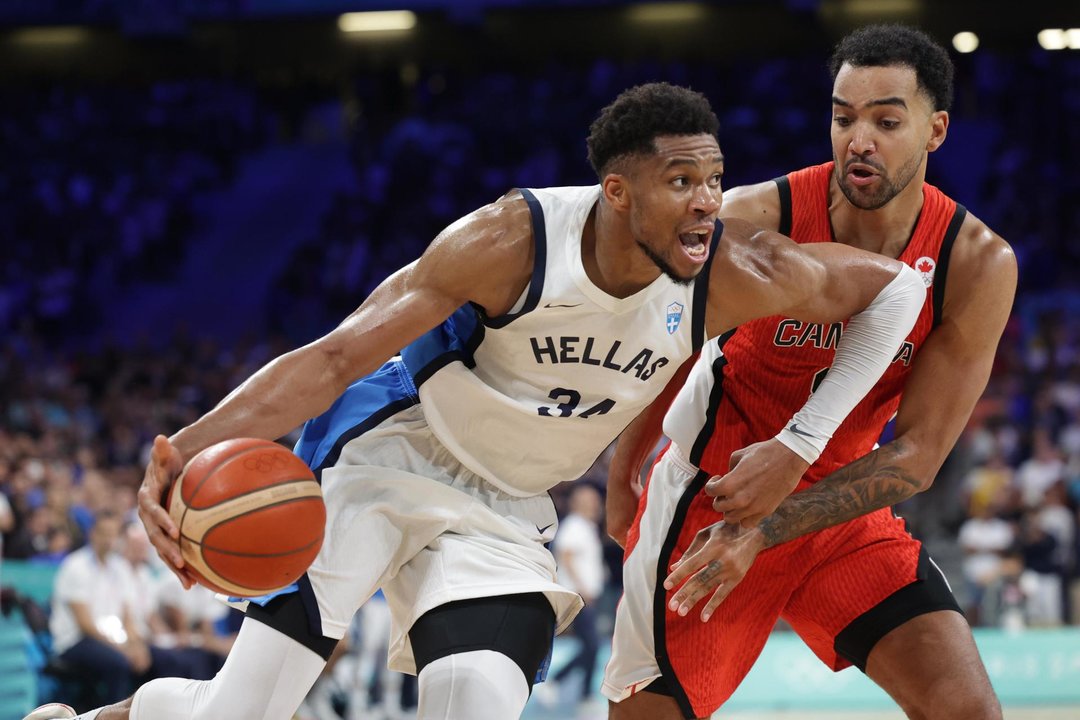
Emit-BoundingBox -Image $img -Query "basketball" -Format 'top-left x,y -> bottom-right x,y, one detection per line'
166,438 -> 325,597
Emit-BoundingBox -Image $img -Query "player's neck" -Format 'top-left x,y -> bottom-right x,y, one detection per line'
828,175 -> 925,259
588,201 -> 661,298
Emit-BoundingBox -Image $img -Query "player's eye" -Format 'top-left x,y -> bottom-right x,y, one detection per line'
833,116 -> 852,127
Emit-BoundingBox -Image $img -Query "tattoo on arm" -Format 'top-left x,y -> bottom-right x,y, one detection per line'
758,438 -> 922,549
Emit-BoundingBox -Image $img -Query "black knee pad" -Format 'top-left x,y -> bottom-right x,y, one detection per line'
409,593 -> 555,686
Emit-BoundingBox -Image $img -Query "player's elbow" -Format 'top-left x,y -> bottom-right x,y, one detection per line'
911,469 -> 937,493
892,436 -> 947,494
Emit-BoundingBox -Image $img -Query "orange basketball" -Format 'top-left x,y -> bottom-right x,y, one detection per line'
166,438 -> 325,597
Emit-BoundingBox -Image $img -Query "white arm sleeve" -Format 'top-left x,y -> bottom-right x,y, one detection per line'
775,263 -> 925,463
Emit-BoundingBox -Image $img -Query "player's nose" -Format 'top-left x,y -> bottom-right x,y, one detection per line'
848,124 -> 876,156
689,183 -> 721,214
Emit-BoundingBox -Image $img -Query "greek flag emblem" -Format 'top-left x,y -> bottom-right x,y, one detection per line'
666,302 -> 684,335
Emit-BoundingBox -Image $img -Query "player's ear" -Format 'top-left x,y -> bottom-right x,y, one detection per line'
601,173 -> 632,211
926,110 -> 948,153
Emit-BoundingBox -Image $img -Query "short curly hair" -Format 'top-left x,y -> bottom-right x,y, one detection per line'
586,83 -> 719,178
829,24 -> 954,112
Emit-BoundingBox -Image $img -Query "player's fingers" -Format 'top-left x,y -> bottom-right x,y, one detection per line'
138,482 -> 178,539
148,529 -> 185,570
668,580 -> 702,615
165,562 -> 196,590
664,545 -> 705,590
149,532 -> 185,572
670,528 -> 710,572
728,447 -> 746,471
704,474 -> 726,497
700,581 -> 736,622
669,559 -> 724,615
138,488 -> 185,573
153,434 -> 182,474
711,494 -> 746,520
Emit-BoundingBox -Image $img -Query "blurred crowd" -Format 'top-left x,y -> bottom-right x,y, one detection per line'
0,80 -> 268,344
2,46 -> 1079,715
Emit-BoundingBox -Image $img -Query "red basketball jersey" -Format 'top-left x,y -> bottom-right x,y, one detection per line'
669,162 -> 967,485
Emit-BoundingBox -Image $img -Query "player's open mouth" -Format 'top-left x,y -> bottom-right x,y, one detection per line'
679,229 -> 711,264
846,163 -> 880,187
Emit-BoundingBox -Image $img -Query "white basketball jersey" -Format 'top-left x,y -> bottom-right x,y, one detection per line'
401,185 -> 716,496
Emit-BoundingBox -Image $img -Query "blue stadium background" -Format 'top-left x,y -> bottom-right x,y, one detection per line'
1,1 -> 1079,718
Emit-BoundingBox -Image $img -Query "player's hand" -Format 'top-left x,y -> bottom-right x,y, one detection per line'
606,475 -> 643,548
705,438 -> 809,528
138,434 -> 198,589
663,520 -> 765,621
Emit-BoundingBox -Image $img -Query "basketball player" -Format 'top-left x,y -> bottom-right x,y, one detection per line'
26,82 -> 927,720
603,26 -> 1016,720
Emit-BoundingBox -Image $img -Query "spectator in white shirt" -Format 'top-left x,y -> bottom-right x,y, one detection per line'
49,511 -> 152,705
958,503 -> 1016,624
550,483 -> 605,705
50,512 -> 206,706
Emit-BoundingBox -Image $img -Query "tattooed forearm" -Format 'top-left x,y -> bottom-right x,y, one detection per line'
758,438 -> 923,549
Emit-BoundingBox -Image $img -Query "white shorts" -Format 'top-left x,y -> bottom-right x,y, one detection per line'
602,446 -> 698,703
297,404 -> 582,674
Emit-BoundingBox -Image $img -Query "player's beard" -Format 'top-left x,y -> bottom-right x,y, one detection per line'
636,239 -> 694,286
835,152 -> 922,211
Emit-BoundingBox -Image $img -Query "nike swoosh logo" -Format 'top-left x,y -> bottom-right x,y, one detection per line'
536,523 -> 555,534
544,303 -> 582,309
788,423 -> 816,438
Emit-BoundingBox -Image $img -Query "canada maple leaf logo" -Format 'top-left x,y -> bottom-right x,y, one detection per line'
913,256 -> 936,288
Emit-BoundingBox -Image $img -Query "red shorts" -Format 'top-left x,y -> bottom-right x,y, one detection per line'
603,444 -> 936,718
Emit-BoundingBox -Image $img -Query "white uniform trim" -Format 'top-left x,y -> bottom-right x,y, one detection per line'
602,446 -> 698,703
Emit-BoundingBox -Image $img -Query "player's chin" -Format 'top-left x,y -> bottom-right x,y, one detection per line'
839,180 -> 892,211
677,244 -> 710,275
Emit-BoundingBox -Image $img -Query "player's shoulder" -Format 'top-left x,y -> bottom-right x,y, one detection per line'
948,208 -> 1017,288
457,189 -> 534,244
721,180 -> 782,231
427,189 -> 535,272
405,189 -> 538,317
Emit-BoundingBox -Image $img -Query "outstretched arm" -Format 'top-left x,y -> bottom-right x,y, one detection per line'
139,195 -> 534,584
665,221 -> 1017,620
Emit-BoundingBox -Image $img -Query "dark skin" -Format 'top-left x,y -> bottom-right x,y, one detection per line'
87,134 -> 914,720
608,65 -> 1015,720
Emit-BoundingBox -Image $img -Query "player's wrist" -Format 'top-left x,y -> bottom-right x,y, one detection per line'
773,426 -> 822,465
